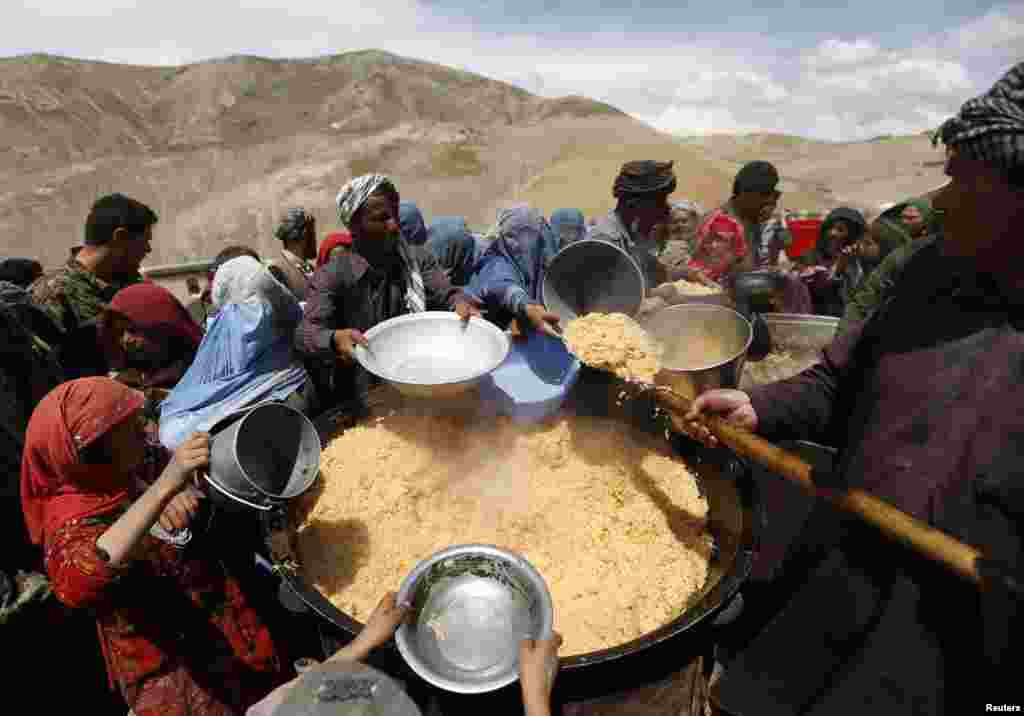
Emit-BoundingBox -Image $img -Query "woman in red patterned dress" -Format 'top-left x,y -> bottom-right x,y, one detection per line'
20,377 -> 284,715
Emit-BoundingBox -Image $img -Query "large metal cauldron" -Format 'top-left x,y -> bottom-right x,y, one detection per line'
262,381 -> 759,701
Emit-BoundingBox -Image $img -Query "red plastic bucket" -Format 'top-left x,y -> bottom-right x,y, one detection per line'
785,217 -> 823,259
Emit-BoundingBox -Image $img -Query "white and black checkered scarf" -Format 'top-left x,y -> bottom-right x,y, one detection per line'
935,62 -> 1024,173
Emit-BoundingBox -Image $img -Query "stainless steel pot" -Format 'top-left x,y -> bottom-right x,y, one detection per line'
542,239 -> 646,323
206,402 -> 321,511
641,303 -> 754,400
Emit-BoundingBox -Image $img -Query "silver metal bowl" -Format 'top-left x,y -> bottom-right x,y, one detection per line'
641,303 -> 753,400
542,239 -> 646,323
353,312 -> 510,399
738,313 -> 839,390
395,544 -> 554,694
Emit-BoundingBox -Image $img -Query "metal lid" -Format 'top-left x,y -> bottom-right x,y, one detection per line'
275,660 -> 421,716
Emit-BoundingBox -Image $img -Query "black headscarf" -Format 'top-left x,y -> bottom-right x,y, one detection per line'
733,161 -> 780,195
0,259 -> 42,289
612,160 -> 677,198
817,207 -> 868,261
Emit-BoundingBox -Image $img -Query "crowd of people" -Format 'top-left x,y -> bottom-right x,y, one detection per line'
1,60 -> 1021,715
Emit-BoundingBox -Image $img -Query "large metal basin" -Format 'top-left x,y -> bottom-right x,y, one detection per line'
353,312 -> 510,399
263,381 -> 759,700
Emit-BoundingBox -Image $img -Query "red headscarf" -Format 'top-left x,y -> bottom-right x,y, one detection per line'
316,231 -> 353,268
103,283 -> 203,371
688,212 -> 748,282
20,378 -> 145,545
109,283 -> 203,347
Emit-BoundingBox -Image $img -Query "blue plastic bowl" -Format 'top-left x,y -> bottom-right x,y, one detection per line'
478,332 -> 581,423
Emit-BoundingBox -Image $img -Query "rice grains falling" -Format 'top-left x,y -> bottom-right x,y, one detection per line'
294,411 -> 713,657
563,312 -> 663,383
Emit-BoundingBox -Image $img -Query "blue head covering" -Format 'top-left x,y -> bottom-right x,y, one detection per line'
399,201 -> 428,246
427,216 -> 478,287
158,256 -> 308,450
549,208 -> 585,249
484,207 -> 558,301
464,207 -> 558,328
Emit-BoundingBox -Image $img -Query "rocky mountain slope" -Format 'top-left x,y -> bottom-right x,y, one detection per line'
0,51 -> 946,268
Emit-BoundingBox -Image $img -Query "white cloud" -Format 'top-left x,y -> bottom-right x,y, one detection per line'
804,38 -> 881,68
954,6 -> 1024,54
1,1 -> 1020,141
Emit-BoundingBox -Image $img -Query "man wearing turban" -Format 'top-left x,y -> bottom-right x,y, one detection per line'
295,174 -> 475,404
690,62 -> 1024,715
266,207 -> 317,301
589,160 -> 678,290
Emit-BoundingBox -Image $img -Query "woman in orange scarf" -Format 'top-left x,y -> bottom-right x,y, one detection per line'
21,378 -> 283,715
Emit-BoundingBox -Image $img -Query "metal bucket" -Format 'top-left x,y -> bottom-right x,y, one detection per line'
641,304 -> 754,400
542,239 -> 646,323
206,402 -> 322,511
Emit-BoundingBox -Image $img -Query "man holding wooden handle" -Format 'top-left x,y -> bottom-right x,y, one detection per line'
685,62 -> 1024,716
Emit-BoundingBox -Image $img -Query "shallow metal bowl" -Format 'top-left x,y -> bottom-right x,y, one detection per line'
395,544 -> 554,694
353,312 -> 510,399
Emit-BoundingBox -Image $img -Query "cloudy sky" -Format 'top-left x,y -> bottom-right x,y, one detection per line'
6,1 -> 1023,141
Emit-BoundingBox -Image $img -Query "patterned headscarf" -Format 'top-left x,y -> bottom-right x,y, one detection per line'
935,62 -> 1024,174
335,174 -> 397,229
273,207 -> 313,244
334,177 -> 426,313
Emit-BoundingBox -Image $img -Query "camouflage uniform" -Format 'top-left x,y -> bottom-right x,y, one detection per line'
30,253 -> 142,378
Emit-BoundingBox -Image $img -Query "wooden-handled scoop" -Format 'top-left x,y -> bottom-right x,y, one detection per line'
647,385 -> 985,586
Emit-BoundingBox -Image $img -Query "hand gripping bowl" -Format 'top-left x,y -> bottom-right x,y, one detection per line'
395,544 -> 554,694
353,312 -> 510,399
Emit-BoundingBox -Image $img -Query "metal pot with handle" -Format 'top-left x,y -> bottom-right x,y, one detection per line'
202,402 -> 321,511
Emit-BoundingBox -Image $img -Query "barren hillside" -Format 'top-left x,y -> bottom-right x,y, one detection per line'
0,51 -> 949,269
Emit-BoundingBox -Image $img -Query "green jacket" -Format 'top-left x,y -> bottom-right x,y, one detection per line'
29,254 -> 141,378
838,236 -> 937,334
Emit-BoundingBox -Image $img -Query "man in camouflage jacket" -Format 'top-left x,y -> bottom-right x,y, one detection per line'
30,194 -> 157,378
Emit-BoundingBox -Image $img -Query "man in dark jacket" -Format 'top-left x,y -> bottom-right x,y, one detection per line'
296,174 -> 473,404
688,61 -> 1024,715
